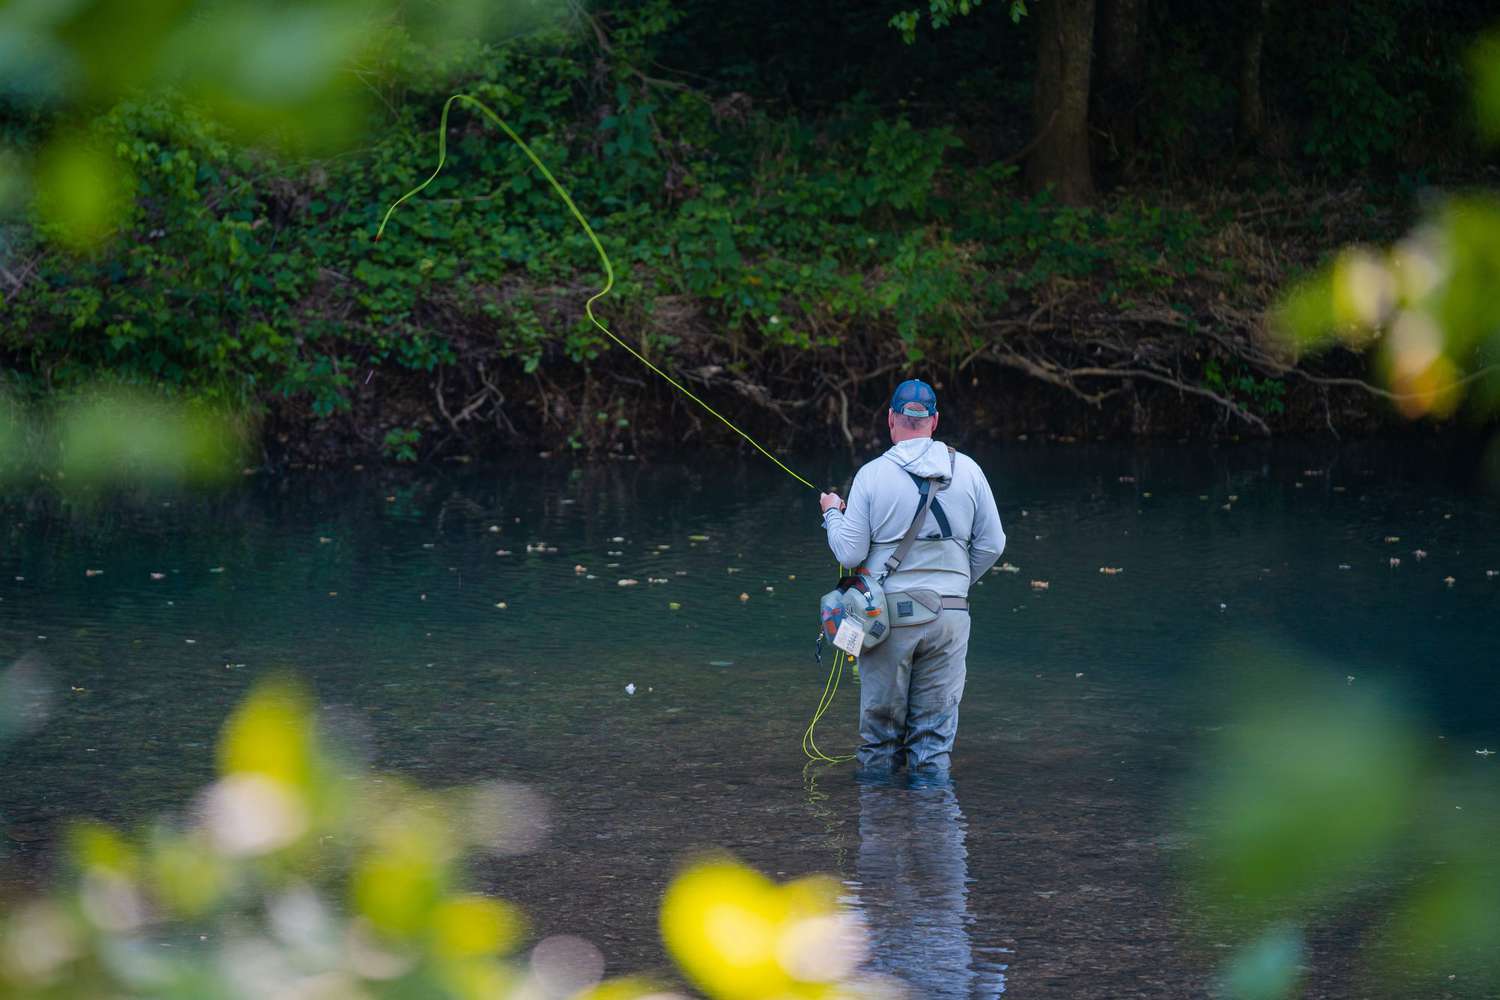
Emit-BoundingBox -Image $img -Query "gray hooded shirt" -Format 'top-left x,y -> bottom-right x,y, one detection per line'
822,437 -> 1005,598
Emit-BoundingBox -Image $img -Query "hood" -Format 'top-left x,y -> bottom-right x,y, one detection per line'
882,437 -> 952,486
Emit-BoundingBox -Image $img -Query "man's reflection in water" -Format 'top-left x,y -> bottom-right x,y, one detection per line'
845,771 -> 1007,999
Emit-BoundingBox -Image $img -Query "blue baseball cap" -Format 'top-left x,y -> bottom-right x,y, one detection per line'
890,379 -> 938,418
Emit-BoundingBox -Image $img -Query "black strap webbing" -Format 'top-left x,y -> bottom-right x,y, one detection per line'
881,478 -> 938,581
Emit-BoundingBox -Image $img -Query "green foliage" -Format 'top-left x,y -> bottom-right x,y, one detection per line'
382,426 -> 421,463
889,0 -> 1028,44
4,0 -> 1492,443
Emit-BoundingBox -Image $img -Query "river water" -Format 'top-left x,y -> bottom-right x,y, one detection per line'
2,441 -> 1498,997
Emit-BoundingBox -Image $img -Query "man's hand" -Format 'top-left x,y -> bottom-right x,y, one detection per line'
819,492 -> 845,515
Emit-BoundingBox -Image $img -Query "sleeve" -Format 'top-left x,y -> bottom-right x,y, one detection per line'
822,465 -> 873,570
966,460 -> 1005,583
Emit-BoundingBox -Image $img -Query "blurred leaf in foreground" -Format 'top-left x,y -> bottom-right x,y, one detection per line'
32,133 -> 134,251
1,676 -> 882,998
1186,672 -> 1422,924
1222,924 -> 1304,1000
56,387 -> 245,488
661,858 -> 872,999
1274,36 -> 1500,422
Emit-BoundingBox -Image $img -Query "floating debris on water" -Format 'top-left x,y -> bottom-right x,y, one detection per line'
1488,570 -> 1498,578
709,660 -> 733,667
1347,675 -> 1356,684
1339,563 -> 1352,570
617,578 -> 639,587
1444,576 -> 1456,587
319,537 -> 332,544
210,566 -> 224,573
495,549 -> 512,556
764,585 -> 775,592
1098,567 -> 1123,575
1029,580 -> 1050,591
525,543 -> 558,554
674,570 -> 688,576
586,574 -> 597,580
1384,536 -> 1400,543
488,525 -> 501,533
656,544 -> 672,551
85,569 -> 103,577
1390,557 -> 1402,568
648,577 -> 668,584
689,534 -> 711,542
625,683 -> 636,695
727,567 -> 741,574
607,550 -> 623,556
495,602 -> 507,609
995,562 -> 1020,574
787,574 -> 796,581
574,564 -> 588,575
150,572 -> 165,580
1414,549 -> 1428,560
611,536 -> 625,543
1477,749 -> 1494,757
1118,476 -> 1135,483
739,592 -> 750,602
421,543 -> 435,549
669,602 -> 681,610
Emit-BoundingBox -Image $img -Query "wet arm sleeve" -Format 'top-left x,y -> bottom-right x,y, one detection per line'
967,465 -> 1005,582
823,467 -> 873,569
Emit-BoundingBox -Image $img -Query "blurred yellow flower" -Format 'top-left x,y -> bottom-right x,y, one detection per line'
431,895 -> 524,959
661,859 -> 858,999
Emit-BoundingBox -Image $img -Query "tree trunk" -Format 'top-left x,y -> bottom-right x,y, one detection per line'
1236,0 -> 1269,149
1027,0 -> 1097,204
1093,0 -> 1145,178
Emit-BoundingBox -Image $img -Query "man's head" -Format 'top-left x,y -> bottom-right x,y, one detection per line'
887,379 -> 939,443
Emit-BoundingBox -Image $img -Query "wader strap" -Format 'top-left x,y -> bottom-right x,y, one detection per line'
881,478 -> 939,581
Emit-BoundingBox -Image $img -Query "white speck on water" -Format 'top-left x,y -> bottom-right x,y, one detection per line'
625,683 -> 636,695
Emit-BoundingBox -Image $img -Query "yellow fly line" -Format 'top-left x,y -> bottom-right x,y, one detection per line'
376,94 -> 851,764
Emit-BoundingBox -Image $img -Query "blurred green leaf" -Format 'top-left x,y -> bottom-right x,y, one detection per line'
57,389 -> 243,487
1188,674 -> 1422,924
1223,924 -> 1304,1000
32,134 -> 133,250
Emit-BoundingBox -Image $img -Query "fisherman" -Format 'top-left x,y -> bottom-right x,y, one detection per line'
819,379 -> 1005,776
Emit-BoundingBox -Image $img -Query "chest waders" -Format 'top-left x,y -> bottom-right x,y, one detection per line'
816,446 -> 968,661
